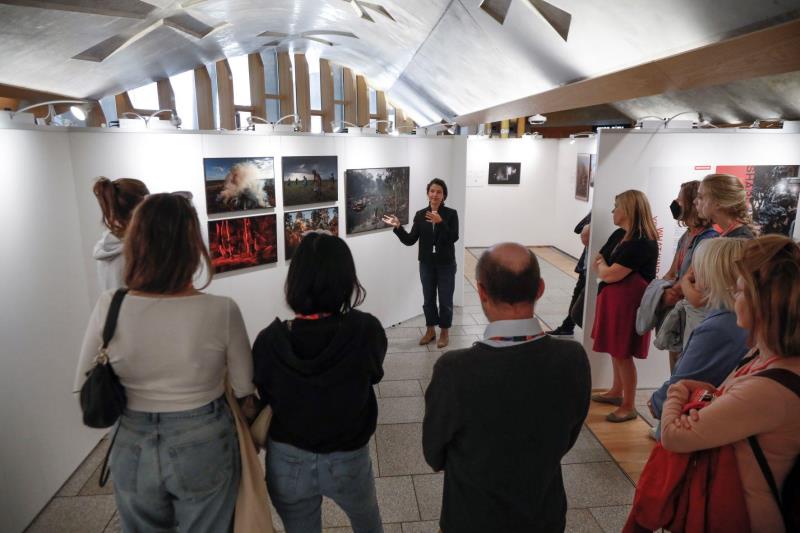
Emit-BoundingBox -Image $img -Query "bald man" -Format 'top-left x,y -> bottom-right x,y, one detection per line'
422,243 -> 591,533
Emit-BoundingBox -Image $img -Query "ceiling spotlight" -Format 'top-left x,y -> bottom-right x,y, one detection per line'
528,113 -> 547,125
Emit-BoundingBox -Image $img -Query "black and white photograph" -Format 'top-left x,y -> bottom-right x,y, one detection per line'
488,162 -> 521,185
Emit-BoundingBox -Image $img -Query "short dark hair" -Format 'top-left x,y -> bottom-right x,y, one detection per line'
285,232 -> 366,314
475,248 -> 541,304
426,178 -> 448,200
124,193 -> 211,293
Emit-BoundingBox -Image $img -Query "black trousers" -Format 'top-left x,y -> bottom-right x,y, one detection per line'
419,261 -> 456,329
559,272 -> 586,331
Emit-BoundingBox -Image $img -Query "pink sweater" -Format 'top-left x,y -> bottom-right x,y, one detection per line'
661,350 -> 800,533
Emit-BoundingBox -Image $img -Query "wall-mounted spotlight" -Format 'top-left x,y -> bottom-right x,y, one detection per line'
373,119 -> 394,134
275,114 -> 301,132
6,99 -> 92,126
569,131 -> 595,144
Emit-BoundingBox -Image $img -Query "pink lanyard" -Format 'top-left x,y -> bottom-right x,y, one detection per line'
295,313 -> 333,320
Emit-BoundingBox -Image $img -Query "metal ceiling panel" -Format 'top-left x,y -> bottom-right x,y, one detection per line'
0,0 -> 799,125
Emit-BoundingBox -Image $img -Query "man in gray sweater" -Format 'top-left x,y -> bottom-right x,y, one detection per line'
422,243 -> 591,533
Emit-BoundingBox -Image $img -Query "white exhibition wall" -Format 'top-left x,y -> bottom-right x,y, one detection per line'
0,130 -> 103,533
583,129 -> 800,388
1,126 -> 466,532
463,136 -> 596,259
464,137 -> 559,247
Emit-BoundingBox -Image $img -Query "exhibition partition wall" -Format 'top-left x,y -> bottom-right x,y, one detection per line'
463,137 -> 560,247
0,126 -> 466,532
463,136 -> 597,259
583,129 -> 800,389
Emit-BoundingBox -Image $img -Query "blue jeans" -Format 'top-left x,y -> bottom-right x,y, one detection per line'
111,397 -> 240,533
419,261 -> 457,329
267,439 -> 383,533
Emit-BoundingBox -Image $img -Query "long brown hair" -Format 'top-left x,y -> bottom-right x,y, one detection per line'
702,173 -> 751,225
736,235 -> 800,357
615,190 -> 658,241
124,193 -> 212,293
93,177 -> 149,238
677,180 -> 707,229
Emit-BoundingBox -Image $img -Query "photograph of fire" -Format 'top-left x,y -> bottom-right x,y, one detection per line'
284,207 -> 339,260
207,214 -> 277,274
203,157 -> 275,214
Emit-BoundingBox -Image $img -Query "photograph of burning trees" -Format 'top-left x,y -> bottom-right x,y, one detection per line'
207,214 -> 277,274
203,157 -> 275,215
282,156 -> 339,207
345,166 -> 410,235
284,207 -> 339,260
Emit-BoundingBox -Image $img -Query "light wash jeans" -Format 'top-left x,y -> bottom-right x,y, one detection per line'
267,439 -> 383,533
111,396 -> 240,533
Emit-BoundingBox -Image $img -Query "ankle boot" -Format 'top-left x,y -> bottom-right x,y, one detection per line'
437,328 -> 450,349
419,327 -> 436,345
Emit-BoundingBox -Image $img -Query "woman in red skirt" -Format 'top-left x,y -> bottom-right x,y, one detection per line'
591,190 -> 659,422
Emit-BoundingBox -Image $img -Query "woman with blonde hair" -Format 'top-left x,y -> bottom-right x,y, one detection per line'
661,235 -> 800,532
695,173 -> 755,239
648,238 -> 750,438
75,193 -> 254,532
591,190 -> 660,422
92,177 -> 149,290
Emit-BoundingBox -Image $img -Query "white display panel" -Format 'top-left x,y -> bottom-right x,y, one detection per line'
3,127 -> 466,532
0,129 -> 100,533
583,129 -> 800,389
463,137 -> 559,247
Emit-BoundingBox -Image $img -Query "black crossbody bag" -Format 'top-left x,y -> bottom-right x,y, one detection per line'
79,289 -> 128,486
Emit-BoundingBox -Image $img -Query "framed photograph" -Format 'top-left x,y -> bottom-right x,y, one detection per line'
488,162 -> 521,185
203,157 -> 275,215
284,207 -> 339,260
345,166 -> 410,235
715,164 -> 800,235
207,214 -> 277,274
575,153 -> 591,201
282,156 -> 338,207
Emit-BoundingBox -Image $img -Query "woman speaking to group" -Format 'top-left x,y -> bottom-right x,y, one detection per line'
383,178 -> 459,349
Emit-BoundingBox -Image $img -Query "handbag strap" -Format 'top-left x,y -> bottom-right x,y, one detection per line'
102,289 -> 129,349
98,424 -> 120,487
96,289 -> 128,487
746,368 -> 800,525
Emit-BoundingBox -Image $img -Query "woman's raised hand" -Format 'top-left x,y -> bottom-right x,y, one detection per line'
425,211 -> 443,224
382,215 -> 401,228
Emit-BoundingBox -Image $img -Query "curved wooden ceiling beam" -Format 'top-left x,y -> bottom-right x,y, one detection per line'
456,17 -> 800,126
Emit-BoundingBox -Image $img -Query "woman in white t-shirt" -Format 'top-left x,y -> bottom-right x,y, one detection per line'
75,193 -> 254,533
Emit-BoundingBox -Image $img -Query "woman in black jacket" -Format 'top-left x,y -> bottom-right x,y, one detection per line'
252,232 -> 387,533
383,178 -> 459,348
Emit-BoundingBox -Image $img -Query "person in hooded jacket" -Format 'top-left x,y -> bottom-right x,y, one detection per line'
91,176 -> 149,290
252,231 -> 387,533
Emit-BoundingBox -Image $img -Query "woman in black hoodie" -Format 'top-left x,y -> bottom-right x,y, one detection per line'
252,232 -> 387,533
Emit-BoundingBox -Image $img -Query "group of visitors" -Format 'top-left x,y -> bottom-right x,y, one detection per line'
74,171 -> 799,533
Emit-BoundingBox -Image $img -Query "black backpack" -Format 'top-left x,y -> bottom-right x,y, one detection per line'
747,368 -> 800,533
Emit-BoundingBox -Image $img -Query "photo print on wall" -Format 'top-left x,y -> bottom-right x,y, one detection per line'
575,153 -> 591,201
346,166 -> 410,235
282,156 -> 338,207
284,207 -> 339,260
208,214 -> 277,274
488,162 -> 521,185
204,157 -> 275,215
716,165 -> 799,236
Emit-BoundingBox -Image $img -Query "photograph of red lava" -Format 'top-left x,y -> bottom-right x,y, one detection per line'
208,214 -> 277,274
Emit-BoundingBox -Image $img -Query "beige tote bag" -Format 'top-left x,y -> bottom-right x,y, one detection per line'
224,385 -> 275,533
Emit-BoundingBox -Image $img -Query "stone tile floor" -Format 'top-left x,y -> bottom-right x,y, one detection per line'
27,248 -> 641,533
